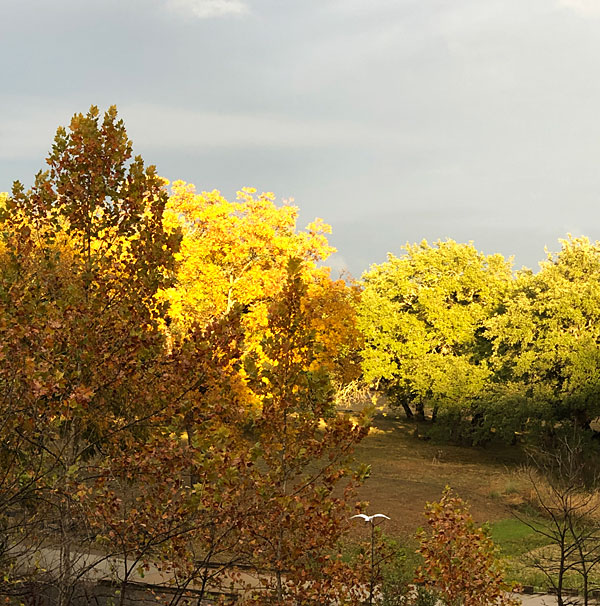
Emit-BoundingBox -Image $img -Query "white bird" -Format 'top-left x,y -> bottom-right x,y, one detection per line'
350,513 -> 390,523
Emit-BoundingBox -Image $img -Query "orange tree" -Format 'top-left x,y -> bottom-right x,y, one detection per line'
83,308 -> 255,606
241,259 -> 370,605
0,107 -> 370,605
416,488 -> 519,606
1,107 -> 262,605
0,105 -> 183,605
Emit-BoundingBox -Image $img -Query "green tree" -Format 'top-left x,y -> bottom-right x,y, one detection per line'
487,236 -> 600,433
358,240 -> 512,429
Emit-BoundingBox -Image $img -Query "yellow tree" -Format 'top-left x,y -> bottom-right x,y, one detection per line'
163,181 -> 333,330
358,240 -> 512,429
162,181 -> 362,385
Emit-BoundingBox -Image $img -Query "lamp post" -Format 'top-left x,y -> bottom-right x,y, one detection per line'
350,513 -> 390,605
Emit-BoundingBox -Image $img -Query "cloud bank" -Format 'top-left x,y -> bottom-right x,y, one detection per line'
119,103 -> 396,150
165,0 -> 249,19
558,0 -> 600,16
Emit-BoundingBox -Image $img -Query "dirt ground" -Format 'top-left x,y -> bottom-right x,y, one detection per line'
352,412 -> 526,537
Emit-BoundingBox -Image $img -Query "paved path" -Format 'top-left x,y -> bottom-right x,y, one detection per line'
24,547 -> 594,604
516,592 -> 597,605
18,545 -> 267,598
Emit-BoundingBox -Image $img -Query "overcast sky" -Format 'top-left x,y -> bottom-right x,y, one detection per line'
2,0 -> 600,277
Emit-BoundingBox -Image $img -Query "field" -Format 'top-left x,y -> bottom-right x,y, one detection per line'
351,409 -> 600,592
348,410 -> 554,588
353,411 -> 527,536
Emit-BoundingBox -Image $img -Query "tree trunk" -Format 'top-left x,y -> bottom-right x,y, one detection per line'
399,401 -> 413,420
58,506 -> 73,606
557,544 -> 566,606
415,399 -> 425,422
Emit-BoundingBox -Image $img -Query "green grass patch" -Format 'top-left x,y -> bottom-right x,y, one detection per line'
489,516 -> 552,558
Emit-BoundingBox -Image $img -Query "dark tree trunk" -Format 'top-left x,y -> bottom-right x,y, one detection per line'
399,401 -> 413,419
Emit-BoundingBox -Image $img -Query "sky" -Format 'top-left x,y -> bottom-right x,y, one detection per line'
2,0 -> 600,278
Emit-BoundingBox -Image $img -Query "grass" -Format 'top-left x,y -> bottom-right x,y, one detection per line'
350,410 -> 529,536
489,517 -> 551,558
345,407 -> 562,588
345,406 -> 600,592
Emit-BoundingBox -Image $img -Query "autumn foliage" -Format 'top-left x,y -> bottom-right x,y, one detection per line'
161,180 -> 363,386
4,103 -> 567,606
0,106 -> 368,605
241,259 -> 369,604
416,488 -> 519,606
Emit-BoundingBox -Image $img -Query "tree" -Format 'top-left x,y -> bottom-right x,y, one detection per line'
0,105 -> 181,605
147,309 -> 261,605
487,236 -> 600,434
515,431 -> 600,606
161,182 -> 363,387
358,240 -> 512,429
162,181 -> 333,331
415,487 -> 519,606
241,259 -> 369,605
0,108 -> 370,606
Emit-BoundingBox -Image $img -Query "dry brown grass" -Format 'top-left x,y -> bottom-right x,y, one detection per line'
351,412 -> 529,536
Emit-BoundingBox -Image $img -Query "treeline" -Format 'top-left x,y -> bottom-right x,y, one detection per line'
0,107 -> 370,605
0,104 -> 597,603
359,237 -> 600,444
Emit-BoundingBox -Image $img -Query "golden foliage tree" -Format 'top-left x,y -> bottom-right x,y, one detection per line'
0,107 -> 369,606
162,180 -> 363,386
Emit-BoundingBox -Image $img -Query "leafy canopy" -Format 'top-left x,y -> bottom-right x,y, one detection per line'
359,239 -> 512,419
487,235 -> 600,430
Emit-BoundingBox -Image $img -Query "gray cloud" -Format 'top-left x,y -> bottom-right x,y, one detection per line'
3,0 -> 600,276
119,103 -> 399,150
165,0 -> 249,18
